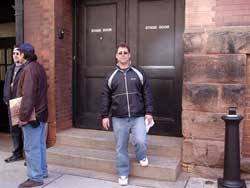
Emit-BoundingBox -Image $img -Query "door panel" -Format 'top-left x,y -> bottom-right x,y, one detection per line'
128,0 -> 183,135
86,4 -> 117,67
76,0 -> 183,136
77,0 -> 126,129
138,0 -> 175,67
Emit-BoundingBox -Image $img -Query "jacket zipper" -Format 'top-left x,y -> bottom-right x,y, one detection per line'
124,72 -> 131,117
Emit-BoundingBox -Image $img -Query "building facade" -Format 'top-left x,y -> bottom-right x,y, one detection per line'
0,0 -> 250,176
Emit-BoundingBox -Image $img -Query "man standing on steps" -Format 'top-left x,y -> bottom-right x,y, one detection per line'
3,45 -> 24,163
101,43 -> 154,186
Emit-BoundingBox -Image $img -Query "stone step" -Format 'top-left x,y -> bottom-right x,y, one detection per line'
47,145 -> 181,182
56,128 -> 182,159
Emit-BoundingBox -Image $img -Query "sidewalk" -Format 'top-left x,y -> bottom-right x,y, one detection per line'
0,134 -> 249,188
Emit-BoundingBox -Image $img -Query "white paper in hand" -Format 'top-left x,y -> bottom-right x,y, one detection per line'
145,119 -> 155,133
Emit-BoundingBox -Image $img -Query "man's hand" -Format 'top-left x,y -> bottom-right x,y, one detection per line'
102,118 -> 110,130
145,114 -> 153,124
18,120 -> 28,127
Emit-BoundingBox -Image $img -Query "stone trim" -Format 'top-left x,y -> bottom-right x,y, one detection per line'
184,27 -> 250,54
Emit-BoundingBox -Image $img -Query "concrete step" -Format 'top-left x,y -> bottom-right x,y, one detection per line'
47,145 -> 181,182
56,128 -> 182,159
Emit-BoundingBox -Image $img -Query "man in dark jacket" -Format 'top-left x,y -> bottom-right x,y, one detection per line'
3,45 -> 24,163
101,44 -> 154,186
17,43 -> 48,188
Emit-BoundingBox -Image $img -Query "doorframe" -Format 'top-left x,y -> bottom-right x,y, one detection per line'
73,0 -> 185,136
173,0 -> 185,136
72,0 -> 78,127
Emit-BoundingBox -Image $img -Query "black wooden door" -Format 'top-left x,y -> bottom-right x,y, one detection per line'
75,0 -> 184,136
0,37 -> 15,132
76,0 -> 126,130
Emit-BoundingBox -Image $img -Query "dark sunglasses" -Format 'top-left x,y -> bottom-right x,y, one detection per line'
13,52 -> 20,55
118,51 -> 129,55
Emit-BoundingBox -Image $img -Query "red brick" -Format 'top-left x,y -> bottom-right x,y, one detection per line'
24,0 -> 73,144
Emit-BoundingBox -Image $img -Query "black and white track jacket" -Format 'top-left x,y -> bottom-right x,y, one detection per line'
101,64 -> 153,118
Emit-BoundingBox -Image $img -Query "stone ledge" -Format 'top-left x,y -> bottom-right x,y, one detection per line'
183,83 -> 246,112
182,138 -> 224,167
184,54 -> 246,83
241,158 -> 250,173
182,111 -> 225,141
184,27 -> 250,54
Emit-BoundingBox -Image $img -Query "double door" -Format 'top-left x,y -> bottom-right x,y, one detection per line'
75,0 -> 184,136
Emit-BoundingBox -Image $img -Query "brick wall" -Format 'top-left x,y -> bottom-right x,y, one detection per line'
215,0 -> 250,26
54,0 -> 73,131
186,0 -> 250,31
184,0 -> 250,176
24,0 -> 56,146
24,0 -> 73,145
185,0 -> 216,31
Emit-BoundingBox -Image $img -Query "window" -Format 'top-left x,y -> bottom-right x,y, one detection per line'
0,37 -> 15,81
0,48 -> 13,80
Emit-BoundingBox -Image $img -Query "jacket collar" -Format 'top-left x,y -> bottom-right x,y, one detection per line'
116,61 -> 132,72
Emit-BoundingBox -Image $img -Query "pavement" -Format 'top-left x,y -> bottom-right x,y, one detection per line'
0,134 -> 250,188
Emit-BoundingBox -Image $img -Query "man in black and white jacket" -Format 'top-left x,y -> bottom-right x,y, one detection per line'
101,43 -> 154,186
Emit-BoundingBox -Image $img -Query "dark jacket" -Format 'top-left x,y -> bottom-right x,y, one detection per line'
101,65 -> 153,118
17,60 -> 48,122
3,64 -> 24,104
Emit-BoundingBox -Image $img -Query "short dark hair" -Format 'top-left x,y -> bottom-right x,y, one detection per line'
23,53 -> 37,61
116,43 -> 130,53
20,43 -> 37,61
13,45 -> 20,51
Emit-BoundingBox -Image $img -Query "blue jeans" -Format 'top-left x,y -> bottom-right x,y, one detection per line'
22,122 -> 48,182
112,117 -> 147,177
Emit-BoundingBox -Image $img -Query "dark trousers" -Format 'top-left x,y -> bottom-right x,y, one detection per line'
8,107 -> 23,157
9,125 -> 23,157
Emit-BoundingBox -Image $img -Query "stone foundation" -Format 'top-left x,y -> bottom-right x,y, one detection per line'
183,27 -> 250,175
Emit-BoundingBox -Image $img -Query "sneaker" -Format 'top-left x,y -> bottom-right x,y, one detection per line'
18,179 -> 43,188
118,176 -> 128,186
4,155 -> 23,163
139,157 -> 149,167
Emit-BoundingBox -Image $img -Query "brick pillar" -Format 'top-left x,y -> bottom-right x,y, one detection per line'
23,0 -> 73,146
54,0 -> 73,131
24,0 -> 56,146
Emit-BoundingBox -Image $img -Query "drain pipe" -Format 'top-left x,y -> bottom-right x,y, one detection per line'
15,0 -> 24,44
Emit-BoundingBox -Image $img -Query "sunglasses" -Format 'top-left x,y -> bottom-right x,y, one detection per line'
117,51 -> 129,55
13,52 -> 20,55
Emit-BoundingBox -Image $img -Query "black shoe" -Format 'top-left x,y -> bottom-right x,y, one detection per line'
18,179 -> 43,188
24,161 -> 27,166
4,155 -> 23,163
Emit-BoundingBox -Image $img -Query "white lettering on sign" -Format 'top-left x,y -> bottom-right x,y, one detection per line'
144,25 -> 170,31
145,25 -> 157,30
158,25 -> 170,29
102,28 -> 112,32
91,29 -> 102,33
